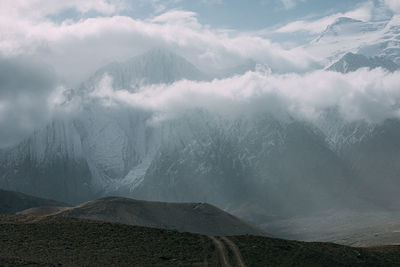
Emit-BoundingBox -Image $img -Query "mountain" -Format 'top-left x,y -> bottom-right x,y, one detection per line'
0,119 -> 94,204
0,49 -> 377,235
131,113 -> 364,222
0,98 -> 365,225
339,119 -> 400,209
0,189 -> 67,214
314,106 -> 400,206
81,48 -> 208,92
359,15 -> 400,65
2,214 -> 400,266
308,16 -> 400,66
0,49 -> 207,204
315,108 -> 400,209
327,52 -> 399,73
18,196 -> 264,236
313,108 -> 375,151
0,48 -> 399,242
313,16 -> 390,45
0,49 -> 366,221
314,17 -> 365,42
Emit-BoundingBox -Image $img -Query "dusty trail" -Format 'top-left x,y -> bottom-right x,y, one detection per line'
209,236 -> 230,266
208,236 -> 247,267
221,237 -> 246,267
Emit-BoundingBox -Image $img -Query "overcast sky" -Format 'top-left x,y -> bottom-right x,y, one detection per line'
0,0 -> 398,84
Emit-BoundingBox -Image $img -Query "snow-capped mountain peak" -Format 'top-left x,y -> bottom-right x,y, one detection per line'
307,16 -> 400,67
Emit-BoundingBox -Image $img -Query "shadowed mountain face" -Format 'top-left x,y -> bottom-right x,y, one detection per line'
339,119 -> 400,209
19,196 -> 264,236
132,117 -> 362,222
0,49 -> 208,204
0,189 -> 67,214
1,214 -> 400,266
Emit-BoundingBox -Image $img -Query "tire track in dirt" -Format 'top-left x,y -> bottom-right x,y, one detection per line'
209,236 -> 230,266
221,237 -> 246,267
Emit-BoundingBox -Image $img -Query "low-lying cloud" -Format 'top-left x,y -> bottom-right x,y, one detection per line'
90,68 -> 400,125
1,56 -> 400,149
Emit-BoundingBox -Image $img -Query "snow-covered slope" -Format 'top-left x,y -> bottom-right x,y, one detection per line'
314,17 -> 383,43
307,16 -> 400,67
359,15 -> 400,65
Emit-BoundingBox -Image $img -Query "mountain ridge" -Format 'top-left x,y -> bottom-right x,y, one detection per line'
0,189 -> 68,214
327,52 -> 399,73
18,195 -> 265,236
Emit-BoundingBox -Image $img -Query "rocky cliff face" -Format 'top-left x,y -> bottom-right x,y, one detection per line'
0,49 -> 206,204
327,52 -> 399,73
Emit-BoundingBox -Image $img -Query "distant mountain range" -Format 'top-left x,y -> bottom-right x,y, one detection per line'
1,16 -> 400,242
0,48 -> 399,224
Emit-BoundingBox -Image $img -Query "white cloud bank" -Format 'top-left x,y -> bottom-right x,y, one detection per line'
0,0 -> 399,147
90,68 -> 400,124
0,1 -> 316,86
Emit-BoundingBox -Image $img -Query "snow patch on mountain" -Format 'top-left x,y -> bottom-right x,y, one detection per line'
307,16 -> 399,66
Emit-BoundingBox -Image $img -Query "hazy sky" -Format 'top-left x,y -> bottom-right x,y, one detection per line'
49,0 -> 386,30
121,0 -> 376,29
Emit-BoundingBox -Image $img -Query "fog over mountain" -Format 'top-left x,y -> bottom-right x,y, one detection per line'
1,0 -> 400,242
